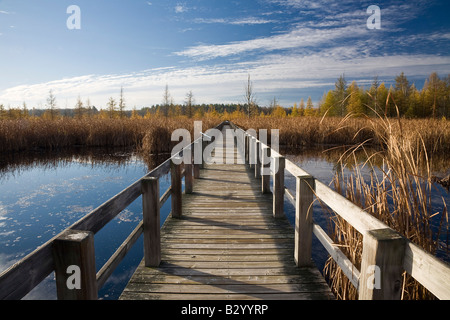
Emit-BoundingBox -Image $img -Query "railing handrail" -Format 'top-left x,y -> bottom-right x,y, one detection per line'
229,121 -> 450,300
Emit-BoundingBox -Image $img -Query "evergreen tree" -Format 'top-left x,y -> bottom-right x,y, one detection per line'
299,98 -> 305,116
304,97 -> 315,116
320,91 -> 338,116
376,83 -> 389,117
346,81 -> 365,116
394,72 -> 411,116
107,97 -> 117,119
291,103 -> 299,117
334,74 -> 347,116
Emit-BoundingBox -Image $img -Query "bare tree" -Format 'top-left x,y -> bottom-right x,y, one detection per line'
162,84 -> 173,117
185,90 -> 195,118
244,74 -> 256,118
46,89 -> 58,120
74,95 -> 84,119
119,86 -> 126,118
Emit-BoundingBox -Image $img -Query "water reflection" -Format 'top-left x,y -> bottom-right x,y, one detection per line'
0,147 -> 169,180
0,147 -> 171,300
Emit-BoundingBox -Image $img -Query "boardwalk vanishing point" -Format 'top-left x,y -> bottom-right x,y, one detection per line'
120,125 -> 334,300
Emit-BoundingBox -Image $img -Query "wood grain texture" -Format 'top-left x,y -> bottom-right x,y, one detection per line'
120,127 -> 334,300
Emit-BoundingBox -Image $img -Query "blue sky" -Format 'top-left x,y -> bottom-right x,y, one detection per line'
0,0 -> 449,109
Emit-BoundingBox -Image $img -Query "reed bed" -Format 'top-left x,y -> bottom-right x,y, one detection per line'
1,116 -> 448,157
0,117 -> 221,156
323,115 -> 449,300
234,116 -> 450,156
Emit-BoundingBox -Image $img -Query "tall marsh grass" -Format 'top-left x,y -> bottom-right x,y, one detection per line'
323,115 -> 449,300
234,116 -> 450,156
0,117 -> 220,156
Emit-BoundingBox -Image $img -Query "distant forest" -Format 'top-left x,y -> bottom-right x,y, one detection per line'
1,72 -> 449,120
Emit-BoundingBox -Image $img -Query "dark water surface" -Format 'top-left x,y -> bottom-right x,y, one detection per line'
0,146 -> 448,300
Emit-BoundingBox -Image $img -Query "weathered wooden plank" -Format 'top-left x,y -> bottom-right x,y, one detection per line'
128,274 -> 321,285
123,282 -> 332,295
120,292 -> 334,300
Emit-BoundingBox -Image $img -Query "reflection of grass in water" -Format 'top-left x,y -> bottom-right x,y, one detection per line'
323,115 -> 449,300
0,146 -> 171,182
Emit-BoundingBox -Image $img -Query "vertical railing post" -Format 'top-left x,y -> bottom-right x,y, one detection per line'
245,134 -> 249,165
53,230 -> 98,300
171,157 -> 182,218
201,138 -> 207,169
185,146 -> 193,194
359,229 -> 406,300
142,177 -> 161,267
255,140 -> 261,179
194,141 -> 200,179
294,176 -> 315,267
249,137 -> 255,169
262,146 -> 271,194
273,156 -> 285,218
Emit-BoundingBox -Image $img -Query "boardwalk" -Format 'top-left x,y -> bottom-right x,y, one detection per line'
1,121 -> 449,300
120,127 -> 334,300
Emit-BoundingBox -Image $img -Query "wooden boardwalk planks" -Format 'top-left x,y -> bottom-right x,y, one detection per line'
120,128 -> 334,300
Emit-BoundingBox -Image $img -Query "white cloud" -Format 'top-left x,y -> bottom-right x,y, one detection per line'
175,24 -> 369,60
175,4 -> 188,13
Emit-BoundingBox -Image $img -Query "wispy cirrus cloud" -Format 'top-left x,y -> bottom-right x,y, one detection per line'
194,17 -> 276,25
175,24 -> 370,60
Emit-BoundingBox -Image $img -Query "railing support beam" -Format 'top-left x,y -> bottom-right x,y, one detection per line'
262,146 -> 271,194
294,176 -> 315,267
359,228 -> 406,300
273,156 -> 285,218
142,177 -> 161,267
53,230 -> 98,300
171,158 -> 183,219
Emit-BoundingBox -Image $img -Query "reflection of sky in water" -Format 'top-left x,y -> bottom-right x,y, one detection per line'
0,152 -> 172,300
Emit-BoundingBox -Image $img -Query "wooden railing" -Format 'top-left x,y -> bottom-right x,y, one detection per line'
229,121 -> 450,300
0,122 -> 227,300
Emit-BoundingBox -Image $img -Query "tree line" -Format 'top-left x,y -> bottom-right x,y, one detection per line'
316,72 -> 450,118
1,72 -> 448,120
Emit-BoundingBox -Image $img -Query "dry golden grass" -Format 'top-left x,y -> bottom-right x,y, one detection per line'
0,116 -> 221,155
233,116 -> 450,156
323,115 -> 449,300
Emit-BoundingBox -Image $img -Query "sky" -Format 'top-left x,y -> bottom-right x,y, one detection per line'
0,0 -> 449,109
